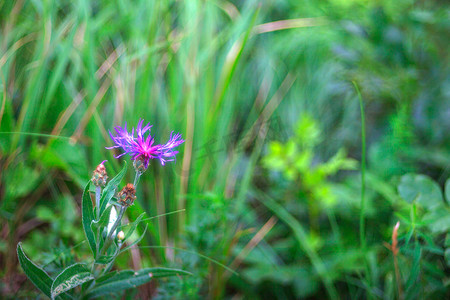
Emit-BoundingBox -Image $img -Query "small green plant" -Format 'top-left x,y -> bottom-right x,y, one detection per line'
263,114 -> 357,232
17,120 -> 190,299
389,174 -> 450,299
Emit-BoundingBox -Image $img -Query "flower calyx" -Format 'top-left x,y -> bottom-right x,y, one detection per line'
133,156 -> 148,174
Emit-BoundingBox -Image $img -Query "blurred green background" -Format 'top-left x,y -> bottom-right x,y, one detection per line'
1,0 -> 449,298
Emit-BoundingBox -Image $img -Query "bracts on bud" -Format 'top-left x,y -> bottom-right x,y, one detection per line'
92,160 -> 108,187
118,183 -> 136,207
133,156 -> 148,174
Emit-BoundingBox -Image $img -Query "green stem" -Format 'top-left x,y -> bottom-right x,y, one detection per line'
95,186 -> 101,259
133,171 -> 142,187
95,186 -> 101,220
102,242 -> 122,275
101,206 -> 126,255
354,82 -> 366,250
354,82 -> 372,298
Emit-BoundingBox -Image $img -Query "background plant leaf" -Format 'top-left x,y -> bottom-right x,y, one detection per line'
398,174 -> 443,209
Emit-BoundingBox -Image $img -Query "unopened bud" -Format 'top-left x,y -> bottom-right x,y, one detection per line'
133,156 -> 148,173
392,221 -> 400,256
92,160 -> 108,187
117,231 -> 125,241
118,183 -> 136,206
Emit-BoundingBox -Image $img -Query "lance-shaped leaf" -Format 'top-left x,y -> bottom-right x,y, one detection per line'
17,243 -> 53,298
96,240 -> 118,265
86,267 -> 192,298
82,181 -> 96,256
91,205 -> 113,241
120,225 -> 147,254
99,161 -> 127,215
95,254 -> 116,265
120,212 -> 146,243
51,263 -> 94,299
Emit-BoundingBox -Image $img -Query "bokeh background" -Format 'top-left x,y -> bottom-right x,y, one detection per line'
1,0 -> 449,298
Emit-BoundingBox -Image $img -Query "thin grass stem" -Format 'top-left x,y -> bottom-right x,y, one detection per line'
137,245 -> 237,275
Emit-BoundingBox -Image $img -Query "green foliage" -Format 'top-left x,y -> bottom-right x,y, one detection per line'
99,162 -> 128,215
398,174 -> 443,208
51,264 -> 93,299
86,268 -> 191,298
16,243 -> 55,298
263,115 -> 357,206
1,0 -> 449,298
388,174 -> 449,298
82,182 -> 96,257
17,164 -> 190,298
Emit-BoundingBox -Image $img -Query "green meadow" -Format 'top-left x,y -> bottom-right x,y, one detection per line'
1,0 -> 449,299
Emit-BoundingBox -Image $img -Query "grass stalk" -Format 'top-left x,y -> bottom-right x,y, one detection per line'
353,82 -> 372,297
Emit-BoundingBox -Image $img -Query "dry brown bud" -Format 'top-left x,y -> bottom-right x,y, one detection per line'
118,183 -> 136,206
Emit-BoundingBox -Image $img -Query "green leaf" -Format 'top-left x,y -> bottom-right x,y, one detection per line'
82,181 -> 96,256
17,242 -> 53,298
94,270 -> 118,285
120,225 -> 147,253
255,190 -> 338,299
120,212 -> 146,242
91,205 -> 113,237
405,246 -> 422,299
51,263 -> 93,299
398,174 -> 443,209
146,267 -> 193,278
95,254 -> 115,265
445,234 -> 450,267
99,161 -> 127,215
86,267 -> 191,298
445,178 -> 450,204
423,204 -> 450,234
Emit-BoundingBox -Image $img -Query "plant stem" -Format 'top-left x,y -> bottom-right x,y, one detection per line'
354,82 -> 366,250
95,186 -> 101,259
354,82 -> 372,298
134,171 -> 142,187
101,206 -> 126,255
102,242 -> 122,275
95,186 -> 101,220
394,254 -> 402,300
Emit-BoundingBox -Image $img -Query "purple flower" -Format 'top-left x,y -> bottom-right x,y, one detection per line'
106,119 -> 184,168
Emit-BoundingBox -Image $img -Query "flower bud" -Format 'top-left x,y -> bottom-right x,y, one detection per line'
133,156 -> 148,173
117,230 -> 125,241
92,160 -> 108,187
118,183 -> 136,206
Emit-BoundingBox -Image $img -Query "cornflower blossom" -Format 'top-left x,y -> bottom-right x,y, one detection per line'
106,119 -> 184,168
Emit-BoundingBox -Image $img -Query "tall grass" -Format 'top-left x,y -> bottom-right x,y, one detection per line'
0,0 -> 316,295
1,0 -> 449,298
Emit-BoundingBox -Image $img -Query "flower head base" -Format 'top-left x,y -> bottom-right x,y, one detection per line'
133,156 -> 148,173
106,119 -> 184,171
92,160 -> 108,187
118,183 -> 136,207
